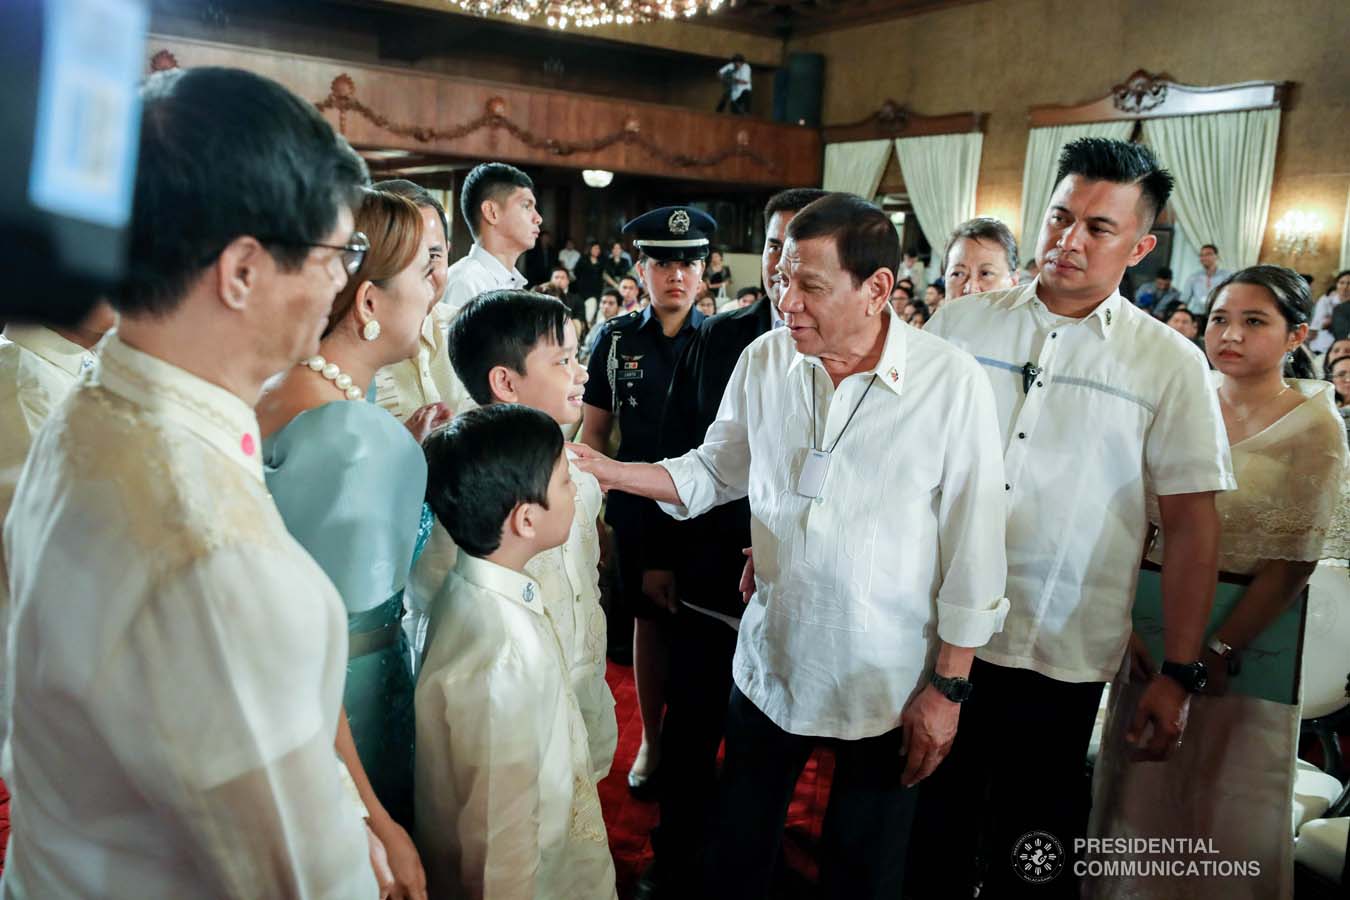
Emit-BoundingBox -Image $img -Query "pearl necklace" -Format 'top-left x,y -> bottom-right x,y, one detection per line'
301,355 -> 364,400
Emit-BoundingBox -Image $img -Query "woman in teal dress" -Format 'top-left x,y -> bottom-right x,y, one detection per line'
258,188 -> 450,898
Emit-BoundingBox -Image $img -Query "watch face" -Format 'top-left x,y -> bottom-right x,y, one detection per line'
1165,661 -> 1207,692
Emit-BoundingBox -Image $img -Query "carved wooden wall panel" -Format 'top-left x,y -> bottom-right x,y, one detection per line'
146,35 -> 822,187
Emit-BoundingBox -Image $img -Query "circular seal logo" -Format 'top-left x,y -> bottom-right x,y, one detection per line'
667,209 -> 691,235
1011,830 -> 1065,884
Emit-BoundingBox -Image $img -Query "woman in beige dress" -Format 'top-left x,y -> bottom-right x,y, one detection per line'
1088,265 -> 1350,900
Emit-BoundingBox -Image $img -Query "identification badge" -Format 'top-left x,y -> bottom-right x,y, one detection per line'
796,448 -> 831,499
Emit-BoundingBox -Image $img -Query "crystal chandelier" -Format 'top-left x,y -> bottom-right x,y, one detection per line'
1272,210 -> 1322,259
448,0 -> 725,29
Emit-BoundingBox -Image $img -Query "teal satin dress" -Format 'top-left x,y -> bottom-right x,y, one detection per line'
264,399 -> 428,827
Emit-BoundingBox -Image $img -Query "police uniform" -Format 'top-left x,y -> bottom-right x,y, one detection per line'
583,208 -> 712,636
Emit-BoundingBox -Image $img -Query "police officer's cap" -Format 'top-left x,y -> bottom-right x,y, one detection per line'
621,206 -> 718,263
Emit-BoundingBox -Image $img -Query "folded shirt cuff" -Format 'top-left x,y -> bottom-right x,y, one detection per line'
1152,471 -> 1238,495
655,458 -> 699,520
936,595 -> 1010,648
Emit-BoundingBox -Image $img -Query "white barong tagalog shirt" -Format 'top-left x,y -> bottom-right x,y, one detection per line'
925,281 -> 1235,683
657,311 -> 1011,739
415,553 -> 616,900
0,324 -> 96,743
1,335 -> 375,900
524,457 -> 618,781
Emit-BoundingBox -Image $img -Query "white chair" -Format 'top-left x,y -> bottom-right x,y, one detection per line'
1295,815 -> 1346,885
1294,758 -> 1346,834
1301,561 -> 1350,781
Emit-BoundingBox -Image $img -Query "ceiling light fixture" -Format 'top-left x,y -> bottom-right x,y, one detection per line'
582,169 -> 614,188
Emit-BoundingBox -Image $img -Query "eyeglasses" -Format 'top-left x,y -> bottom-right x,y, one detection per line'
1331,373 -> 1350,383
261,231 -> 370,276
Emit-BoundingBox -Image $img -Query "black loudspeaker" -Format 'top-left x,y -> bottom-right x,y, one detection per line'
772,52 -> 824,128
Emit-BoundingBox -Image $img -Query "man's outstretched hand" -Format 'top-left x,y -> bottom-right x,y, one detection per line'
566,442 -> 621,492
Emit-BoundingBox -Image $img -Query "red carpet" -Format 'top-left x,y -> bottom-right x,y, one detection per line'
599,660 -> 834,899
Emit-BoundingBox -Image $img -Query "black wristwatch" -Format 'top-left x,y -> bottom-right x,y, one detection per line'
1160,659 -> 1208,693
929,671 -> 974,703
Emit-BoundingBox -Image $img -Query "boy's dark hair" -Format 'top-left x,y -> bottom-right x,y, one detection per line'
1200,243 -> 1220,254
786,193 -> 900,287
460,162 -> 533,239
736,286 -> 759,300
1157,267 -> 1173,280
619,274 -> 640,288
448,289 -> 571,406
763,188 -> 829,229
117,67 -> 368,316
1054,138 -> 1175,232
600,288 -> 623,302
941,216 -> 1020,275
374,178 -> 448,242
424,404 -> 563,558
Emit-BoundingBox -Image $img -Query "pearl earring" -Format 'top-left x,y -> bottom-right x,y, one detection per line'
362,319 -> 381,341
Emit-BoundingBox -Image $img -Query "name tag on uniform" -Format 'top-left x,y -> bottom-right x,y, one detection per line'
796,449 -> 831,499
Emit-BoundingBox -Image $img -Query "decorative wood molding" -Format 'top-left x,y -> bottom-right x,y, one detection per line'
315,74 -> 777,172
821,100 -> 984,143
142,35 -> 821,188
1028,70 -> 1293,127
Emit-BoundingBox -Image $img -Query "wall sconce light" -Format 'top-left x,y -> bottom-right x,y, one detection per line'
582,169 -> 614,189
1273,210 -> 1322,258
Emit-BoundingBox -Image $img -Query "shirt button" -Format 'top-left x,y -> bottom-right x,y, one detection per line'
523,584 -> 535,603
1005,483 -> 1011,491
1018,432 -> 1026,439
1050,332 -> 1058,339
1037,381 -> 1044,387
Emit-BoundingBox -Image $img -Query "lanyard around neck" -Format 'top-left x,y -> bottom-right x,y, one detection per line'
811,366 -> 879,453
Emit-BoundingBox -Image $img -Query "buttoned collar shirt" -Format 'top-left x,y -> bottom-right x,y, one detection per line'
443,241 -> 529,314
524,456 -> 617,782
925,280 -> 1235,683
656,310 -> 1010,739
1,335 -> 374,899
415,553 -> 616,900
1182,266 -> 1233,314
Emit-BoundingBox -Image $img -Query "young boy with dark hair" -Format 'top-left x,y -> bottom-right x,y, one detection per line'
448,289 -> 617,781
414,403 -> 617,900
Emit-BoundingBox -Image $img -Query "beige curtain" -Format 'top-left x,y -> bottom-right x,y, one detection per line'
893,132 -> 984,258
821,140 -> 892,199
1018,122 -> 1134,255
1142,108 -> 1281,270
